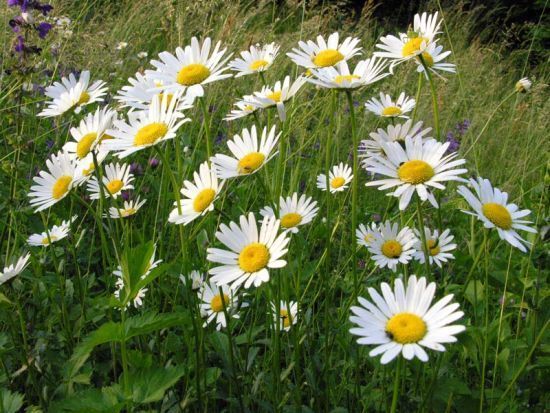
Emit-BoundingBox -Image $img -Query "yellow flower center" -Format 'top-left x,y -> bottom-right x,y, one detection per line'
312,49 -> 344,67
363,234 -> 374,244
77,91 -> 90,105
238,243 -> 270,273
106,179 -> 124,195
133,122 -> 168,147
386,312 -> 427,344
280,212 -> 302,228
238,152 -> 265,174
381,240 -> 402,258
304,69 -> 312,77
249,59 -> 269,71
76,132 -> 98,159
99,133 -> 114,143
244,104 -> 254,111
334,74 -> 361,84
402,37 -> 427,57
330,176 -> 346,189
121,208 -> 136,217
482,203 -> 512,230
157,92 -> 174,106
419,52 -> 434,67
381,106 -> 402,117
82,163 -> 95,176
280,308 -> 291,329
41,235 -> 58,245
266,90 -> 282,103
193,188 -> 216,212
210,293 -> 230,313
427,239 -> 440,256
176,63 -> 210,86
398,160 -> 435,184
52,175 -> 72,199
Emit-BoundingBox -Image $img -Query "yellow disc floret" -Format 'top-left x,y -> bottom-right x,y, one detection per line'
427,239 -> 440,256
280,212 -> 302,228
210,293 -> 230,313
76,132 -> 98,159
334,74 -> 360,84
312,49 -> 344,67
402,37 -> 427,57
249,59 -> 269,71
238,152 -> 265,174
398,160 -> 435,184
280,308 -> 291,329
193,188 -> 216,212
482,203 -> 512,230
77,91 -> 90,105
106,179 -> 124,195
381,106 -> 403,117
266,90 -> 282,103
381,240 -> 403,258
41,235 -> 58,245
134,123 -> 168,147
52,175 -> 72,199
386,312 -> 427,344
176,63 -> 211,86
238,243 -> 270,273
330,177 -> 346,189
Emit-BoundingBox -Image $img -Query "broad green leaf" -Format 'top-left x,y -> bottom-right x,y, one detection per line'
1,388 -> 24,413
127,365 -> 185,404
49,386 -> 124,413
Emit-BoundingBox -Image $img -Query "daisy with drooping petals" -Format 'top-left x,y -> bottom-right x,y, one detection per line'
27,216 -> 77,247
180,270 -> 204,290
168,161 -> 224,225
349,275 -> 465,364
199,281 -> 241,330
356,222 -> 378,248
367,221 -> 417,272
364,92 -> 416,119
271,301 -> 298,331
207,213 -> 290,290
28,151 -> 78,212
87,162 -> 134,200
147,37 -> 232,98
103,92 -> 190,158
457,177 -> 536,252
307,58 -> 389,90
260,193 -> 319,234
287,32 -> 361,69
224,96 -> 257,121
0,253 -> 31,285
316,163 -> 353,193
246,76 -> 306,121
515,77 -> 532,93
107,197 -> 146,219
364,136 -> 468,210
39,70 -> 107,117
413,227 -> 456,267
228,42 -> 280,77
210,125 -> 279,179
415,43 -> 455,78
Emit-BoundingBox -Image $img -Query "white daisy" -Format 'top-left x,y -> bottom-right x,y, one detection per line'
207,213 -> 290,290
415,43 -> 455,78
287,32 -> 361,69
349,275 -> 465,364
103,92 -> 190,158
107,197 -> 146,219
457,177 -> 536,252
364,136 -> 468,210
316,162 -> 353,193
179,270 -> 204,290
271,300 -> 298,331
0,253 -> 31,285
168,161 -> 224,225
260,193 -> 319,233
246,75 -> 306,121
74,150 -> 109,183
199,281 -> 241,330
228,42 -> 280,77
367,221 -> 417,272
27,216 -> 76,247
39,70 -> 107,117
364,92 -> 416,119
223,96 -> 257,121
306,57 -> 389,90
210,125 -> 279,179
413,227 -> 456,267
147,37 -> 232,98
87,162 -> 134,200
515,77 -> 532,93
356,222 -> 378,248
28,151 -> 78,212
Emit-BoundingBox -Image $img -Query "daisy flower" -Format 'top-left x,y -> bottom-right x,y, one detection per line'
349,275 -> 465,364
147,37 -> 232,98
246,75 -> 306,121
39,70 -> 107,117
223,96 -> 257,121
306,57 -> 389,90
457,177 -> 536,252
210,125 -> 279,179
103,92 -> 190,158
179,270 -> 204,290
168,161 -> 224,225
87,162 -> 134,200
107,196 -> 146,218
0,253 -> 31,285
413,227 -> 456,267
415,43 -> 455,78
356,222 -> 378,248
287,32 -> 361,69
207,213 -> 290,290
27,216 -> 76,246
515,77 -> 532,93
271,300 -> 298,331
364,136 -> 468,210
364,92 -> 416,119
316,162 -> 353,193
199,281 -> 241,330
74,150 -> 109,183
228,42 -> 280,77
28,151 -> 78,212
367,220 -> 417,272
260,193 -> 319,233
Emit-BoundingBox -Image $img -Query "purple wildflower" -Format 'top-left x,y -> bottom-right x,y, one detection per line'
129,162 -> 144,175
14,35 -> 25,52
36,21 -> 51,38
148,158 -> 160,168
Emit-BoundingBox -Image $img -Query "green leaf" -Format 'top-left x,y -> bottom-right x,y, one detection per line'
127,365 -> 185,404
1,388 -> 24,413
0,292 -> 12,306
49,386 -> 124,413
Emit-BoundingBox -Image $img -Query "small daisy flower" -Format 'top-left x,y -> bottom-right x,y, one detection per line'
168,161 -> 224,225
457,177 -> 536,252
39,70 -> 107,117
199,281 -> 240,330
260,193 -> 319,233
137,51 -> 148,59
349,275 -> 465,364
87,162 -> 134,200
223,95 -> 257,121
515,77 -> 532,93
179,270 -> 204,290
367,221 -> 417,272
287,32 -> 361,69
246,75 -> 306,121
207,213 -> 290,290
356,222 -> 378,248
147,37 -> 232,98
116,41 -> 128,50
306,57 -> 389,90
0,253 -> 31,285
413,227 -> 456,267
28,151 -> 78,212
107,196 -> 146,218
103,92 -> 190,158
364,136 -> 468,210
74,150 -> 109,183
228,42 -> 280,77
415,43 -> 455,78
271,300 -> 298,331
27,216 -> 76,247
210,125 -> 280,179
364,92 -> 416,119
316,162 -> 353,193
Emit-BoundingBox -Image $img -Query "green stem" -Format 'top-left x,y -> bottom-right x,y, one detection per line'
412,72 -> 423,122
418,55 -> 439,140
199,97 -> 212,159
415,196 -> 432,277
390,357 -> 402,413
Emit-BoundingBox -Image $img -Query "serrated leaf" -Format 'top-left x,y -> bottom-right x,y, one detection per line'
1,388 -> 24,413
127,365 -> 185,404
48,386 -> 124,413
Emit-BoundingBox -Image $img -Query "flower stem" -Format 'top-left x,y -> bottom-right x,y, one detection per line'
412,72 -> 423,122
390,357 -> 402,413
199,97 -> 212,159
415,196 -> 432,276
418,55 -> 439,140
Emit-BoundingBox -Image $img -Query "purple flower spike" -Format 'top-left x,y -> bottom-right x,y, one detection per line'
36,21 -> 52,38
